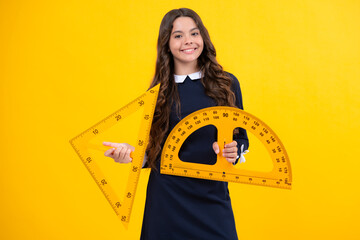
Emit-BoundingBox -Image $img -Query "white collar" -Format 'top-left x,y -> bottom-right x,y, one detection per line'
174,71 -> 202,83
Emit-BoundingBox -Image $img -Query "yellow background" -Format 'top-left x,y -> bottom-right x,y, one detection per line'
1,0 -> 360,239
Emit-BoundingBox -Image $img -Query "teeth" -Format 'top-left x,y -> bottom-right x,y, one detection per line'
183,49 -> 195,52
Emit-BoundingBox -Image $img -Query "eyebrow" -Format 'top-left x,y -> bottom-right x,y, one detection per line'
171,27 -> 199,35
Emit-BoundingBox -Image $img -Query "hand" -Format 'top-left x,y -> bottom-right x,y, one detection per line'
103,142 -> 135,164
212,141 -> 238,164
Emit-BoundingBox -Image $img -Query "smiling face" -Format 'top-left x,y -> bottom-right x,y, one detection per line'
169,17 -> 204,74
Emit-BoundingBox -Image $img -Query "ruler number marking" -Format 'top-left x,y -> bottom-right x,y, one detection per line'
70,84 -> 160,226
160,106 -> 291,189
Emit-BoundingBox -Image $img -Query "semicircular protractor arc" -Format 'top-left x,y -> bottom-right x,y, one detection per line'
160,106 -> 292,189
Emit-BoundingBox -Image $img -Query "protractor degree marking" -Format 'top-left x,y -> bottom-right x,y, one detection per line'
160,106 -> 292,189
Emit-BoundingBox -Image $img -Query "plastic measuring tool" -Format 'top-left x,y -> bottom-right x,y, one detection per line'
69,84 -> 159,229
160,106 -> 292,189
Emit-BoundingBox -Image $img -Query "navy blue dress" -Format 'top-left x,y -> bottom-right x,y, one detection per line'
140,73 -> 249,240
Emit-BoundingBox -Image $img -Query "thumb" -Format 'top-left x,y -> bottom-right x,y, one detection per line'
212,142 -> 220,154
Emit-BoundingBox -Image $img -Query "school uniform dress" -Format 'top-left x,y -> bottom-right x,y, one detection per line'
140,72 -> 249,240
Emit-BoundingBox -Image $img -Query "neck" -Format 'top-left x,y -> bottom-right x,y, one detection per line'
174,62 -> 199,75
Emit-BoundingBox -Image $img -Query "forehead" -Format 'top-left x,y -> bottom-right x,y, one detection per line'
171,17 -> 198,32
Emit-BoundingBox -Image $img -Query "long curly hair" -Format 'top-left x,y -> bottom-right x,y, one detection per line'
146,8 -> 236,170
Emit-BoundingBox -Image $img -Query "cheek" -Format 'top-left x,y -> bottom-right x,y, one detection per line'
169,39 -> 180,52
198,40 -> 204,53
198,38 -> 204,49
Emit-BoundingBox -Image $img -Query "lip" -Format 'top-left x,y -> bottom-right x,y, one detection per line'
181,48 -> 197,54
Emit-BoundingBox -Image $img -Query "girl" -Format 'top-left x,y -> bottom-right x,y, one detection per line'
103,8 -> 249,240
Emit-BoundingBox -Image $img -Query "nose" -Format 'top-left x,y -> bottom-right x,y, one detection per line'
184,34 -> 193,45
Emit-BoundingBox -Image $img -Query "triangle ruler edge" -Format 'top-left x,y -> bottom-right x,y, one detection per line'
69,84 -> 160,228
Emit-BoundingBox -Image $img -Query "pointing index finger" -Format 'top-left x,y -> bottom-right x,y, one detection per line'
103,141 -> 120,148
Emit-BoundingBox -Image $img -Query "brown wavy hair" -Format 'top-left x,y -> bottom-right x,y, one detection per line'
146,8 -> 236,170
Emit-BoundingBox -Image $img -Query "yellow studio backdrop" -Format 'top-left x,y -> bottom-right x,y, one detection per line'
1,0 -> 359,239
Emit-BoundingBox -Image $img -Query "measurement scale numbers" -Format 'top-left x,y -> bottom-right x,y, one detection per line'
160,107 -> 292,189
70,84 -> 160,228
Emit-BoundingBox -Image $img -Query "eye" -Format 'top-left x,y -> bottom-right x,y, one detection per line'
192,32 -> 199,36
174,35 -> 182,39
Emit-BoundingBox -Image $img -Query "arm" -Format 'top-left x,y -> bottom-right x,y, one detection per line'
229,73 -> 249,164
212,73 -> 249,164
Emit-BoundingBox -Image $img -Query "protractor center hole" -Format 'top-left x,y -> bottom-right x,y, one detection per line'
178,125 -> 217,165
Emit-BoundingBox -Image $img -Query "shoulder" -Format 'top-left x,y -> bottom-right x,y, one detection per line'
224,71 -> 241,90
225,71 -> 237,80
224,72 -> 244,107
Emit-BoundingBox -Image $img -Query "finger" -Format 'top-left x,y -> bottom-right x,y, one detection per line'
104,148 -> 115,157
125,149 -> 133,162
223,152 -> 238,158
223,146 -> 238,153
224,141 -> 237,148
118,147 -> 128,161
103,142 -> 120,148
113,147 -> 124,162
212,142 -> 220,154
